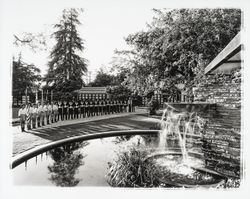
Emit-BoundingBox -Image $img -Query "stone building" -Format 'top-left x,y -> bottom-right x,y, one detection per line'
193,31 -> 242,177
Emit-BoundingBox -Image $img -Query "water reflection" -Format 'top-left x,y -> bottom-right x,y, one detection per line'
47,141 -> 88,187
112,135 -> 133,144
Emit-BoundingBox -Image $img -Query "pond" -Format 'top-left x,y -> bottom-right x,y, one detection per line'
12,132 -> 226,187
13,135 -> 157,186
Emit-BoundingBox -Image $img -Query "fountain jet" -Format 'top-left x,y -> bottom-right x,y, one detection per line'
159,103 -> 205,164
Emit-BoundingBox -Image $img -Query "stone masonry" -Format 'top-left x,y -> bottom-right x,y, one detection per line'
193,73 -> 241,178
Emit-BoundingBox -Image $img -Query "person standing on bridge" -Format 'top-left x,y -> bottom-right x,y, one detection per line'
105,100 -> 108,115
42,102 -> 47,125
50,101 -> 55,123
74,101 -> 79,119
37,102 -> 42,127
89,100 -> 94,117
85,100 -> 90,117
68,101 -> 74,119
43,102 -> 48,125
53,101 -> 59,123
50,102 -> 54,123
107,100 -> 110,114
80,100 -> 84,118
98,100 -> 101,115
102,100 -> 106,115
110,100 -> 114,114
124,100 -> 128,112
18,104 -> 27,132
41,103 -> 46,126
58,101 -> 63,121
63,101 -> 68,120
119,100 -> 122,113
94,100 -> 98,116
47,102 -> 52,125
32,103 -> 38,129
26,103 -> 33,130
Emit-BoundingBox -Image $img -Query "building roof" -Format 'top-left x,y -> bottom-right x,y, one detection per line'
77,87 -> 107,94
205,31 -> 242,74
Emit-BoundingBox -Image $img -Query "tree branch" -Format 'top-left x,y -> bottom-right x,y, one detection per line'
13,34 -> 32,43
176,69 -> 185,76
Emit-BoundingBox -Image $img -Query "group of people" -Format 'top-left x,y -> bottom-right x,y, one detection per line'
18,99 -> 134,132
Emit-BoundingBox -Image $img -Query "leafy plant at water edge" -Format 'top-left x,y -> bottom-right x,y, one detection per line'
106,145 -> 161,187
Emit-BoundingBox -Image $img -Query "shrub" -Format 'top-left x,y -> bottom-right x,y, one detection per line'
106,145 -> 161,187
148,98 -> 160,115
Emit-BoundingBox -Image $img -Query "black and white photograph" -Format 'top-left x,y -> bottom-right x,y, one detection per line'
0,0 -> 249,198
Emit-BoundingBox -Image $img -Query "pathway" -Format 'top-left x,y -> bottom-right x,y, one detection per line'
12,109 -> 160,156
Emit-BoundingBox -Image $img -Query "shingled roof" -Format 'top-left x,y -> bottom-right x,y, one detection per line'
77,87 -> 107,94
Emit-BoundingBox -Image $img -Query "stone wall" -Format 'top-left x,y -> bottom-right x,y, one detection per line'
193,80 -> 241,178
193,82 -> 241,108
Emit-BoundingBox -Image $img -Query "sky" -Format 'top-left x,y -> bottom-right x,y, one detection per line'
3,0 -> 168,82
2,0 -> 248,82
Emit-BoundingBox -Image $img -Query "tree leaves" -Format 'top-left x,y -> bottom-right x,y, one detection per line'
116,9 -> 241,96
45,8 -> 87,98
12,54 -> 41,96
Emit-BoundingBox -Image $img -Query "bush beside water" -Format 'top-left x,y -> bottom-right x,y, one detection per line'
106,144 -> 240,188
106,145 -> 161,187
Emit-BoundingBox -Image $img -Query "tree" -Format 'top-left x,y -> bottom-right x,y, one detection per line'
12,54 -> 41,105
12,29 -> 48,104
88,67 -> 127,87
88,67 -> 131,100
45,8 -> 87,100
110,50 -> 155,96
88,68 -> 115,87
107,85 -> 132,100
116,9 -> 241,97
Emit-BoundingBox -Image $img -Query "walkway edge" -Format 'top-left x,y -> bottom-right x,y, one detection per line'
11,130 -> 159,169
14,111 -> 146,130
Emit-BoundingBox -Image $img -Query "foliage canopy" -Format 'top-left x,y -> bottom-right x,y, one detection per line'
113,9 -> 241,96
12,54 -> 41,99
